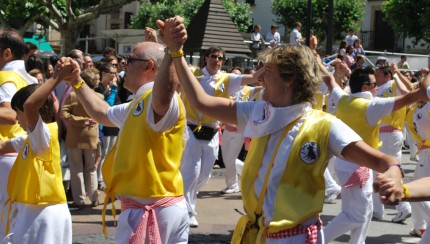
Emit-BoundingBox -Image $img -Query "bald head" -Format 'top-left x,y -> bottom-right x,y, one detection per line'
133,42 -> 165,70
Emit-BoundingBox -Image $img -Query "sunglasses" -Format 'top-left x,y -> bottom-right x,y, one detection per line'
110,63 -> 118,67
209,54 -> 224,61
365,82 -> 377,88
125,56 -> 150,65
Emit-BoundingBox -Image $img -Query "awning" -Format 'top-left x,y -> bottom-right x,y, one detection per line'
23,36 -> 54,52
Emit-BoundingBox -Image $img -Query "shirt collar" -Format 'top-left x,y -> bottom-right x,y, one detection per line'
2,60 -> 37,84
134,81 -> 154,99
202,67 -> 221,77
351,91 -> 373,100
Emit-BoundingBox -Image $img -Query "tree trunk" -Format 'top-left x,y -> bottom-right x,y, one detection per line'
60,23 -> 84,55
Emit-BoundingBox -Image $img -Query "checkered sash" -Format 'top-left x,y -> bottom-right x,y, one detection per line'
121,196 -> 184,244
266,219 -> 323,243
343,166 -> 369,189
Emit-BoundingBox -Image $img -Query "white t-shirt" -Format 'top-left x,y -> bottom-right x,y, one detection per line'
266,32 -> 281,46
345,34 -> 358,46
11,116 -> 50,160
236,102 -> 361,224
251,32 -> 262,49
289,28 -> 302,45
107,82 -> 180,133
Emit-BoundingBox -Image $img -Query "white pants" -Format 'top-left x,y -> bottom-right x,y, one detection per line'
412,149 -> 430,231
115,199 -> 189,244
0,155 -> 16,241
98,135 -> 117,181
373,131 -> 411,215
324,159 -> 373,244
180,127 -> 219,216
67,148 -> 98,204
221,129 -> 244,189
325,157 -> 340,193
12,203 -> 72,244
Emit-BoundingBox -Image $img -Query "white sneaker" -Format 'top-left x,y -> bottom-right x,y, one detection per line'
222,185 -> 240,194
189,215 -> 198,228
391,210 -> 412,223
324,186 -> 341,203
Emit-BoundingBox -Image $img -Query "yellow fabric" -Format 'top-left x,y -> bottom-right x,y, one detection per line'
181,68 -> 230,125
313,92 -> 324,110
405,104 -> 430,150
7,122 -> 66,204
0,71 -> 29,141
235,110 -> 333,239
380,82 -> 406,129
336,96 -> 380,149
103,91 -> 185,198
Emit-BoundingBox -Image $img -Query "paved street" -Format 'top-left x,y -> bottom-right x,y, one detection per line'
72,149 -> 422,244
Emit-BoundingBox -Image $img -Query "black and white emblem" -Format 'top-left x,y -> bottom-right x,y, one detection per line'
300,142 -> 320,164
22,143 -> 29,159
133,100 -> 144,116
218,83 -> 225,93
417,113 -> 422,120
388,87 -> 393,95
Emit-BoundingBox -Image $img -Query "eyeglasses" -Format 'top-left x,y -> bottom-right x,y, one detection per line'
120,62 -> 126,65
209,54 -> 224,61
125,56 -> 150,65
111,63 -> 118,67
365,82 -> 377,88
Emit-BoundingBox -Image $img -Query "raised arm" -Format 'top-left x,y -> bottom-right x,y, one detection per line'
63,59 -> 114,127
240,69 -> 264,86
162,16 -> 237,125
391,72 -> 430,111
23,58 -> 74,131
391,63 -> 412,94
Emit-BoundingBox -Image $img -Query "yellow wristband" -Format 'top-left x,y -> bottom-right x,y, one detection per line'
402,184 -> 410,199
73,79 -> 85,90
169,49 -> 184,58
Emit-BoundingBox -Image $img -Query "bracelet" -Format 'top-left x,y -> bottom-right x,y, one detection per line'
73,79 -> 85,90
169,49 -> 184,58
387,163 -> 405,178
402,184 -> 410,199
164,47 -> 184,58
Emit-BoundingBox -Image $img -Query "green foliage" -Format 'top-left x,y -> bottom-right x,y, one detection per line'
272,0 -> 365,42
131,0 -> 252,32
382,0 -> 430,44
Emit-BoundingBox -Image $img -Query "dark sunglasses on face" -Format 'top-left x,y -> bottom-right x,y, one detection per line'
111,63 -> 118,67
125,56 -> 150,65
365,82 -> 377,88
210,54 -> 224,61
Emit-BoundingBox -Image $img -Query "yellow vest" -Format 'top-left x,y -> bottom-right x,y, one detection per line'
0,71 -> 29,141
336,96 -> 380,149
380,82 -> 406,129
7,122 -> 66,204
239,110 -> 332,234
102,91 -> 186,198
181,68 -> 230,124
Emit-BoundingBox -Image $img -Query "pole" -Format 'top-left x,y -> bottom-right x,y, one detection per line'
306,0 -> 312,47
326,0 -> 334,55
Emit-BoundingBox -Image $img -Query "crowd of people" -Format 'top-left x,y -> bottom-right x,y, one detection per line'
0,15 -> 429,244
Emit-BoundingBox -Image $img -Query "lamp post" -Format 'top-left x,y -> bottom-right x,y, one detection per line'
305,0 -> 312,47
326,0 -> 334,55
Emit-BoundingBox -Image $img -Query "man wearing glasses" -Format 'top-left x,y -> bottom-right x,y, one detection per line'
373,65 -> 413,223
64,39 -> 189,243
321,67 -> 427,243
180,45 -> 261,228
0,28 -> 38,240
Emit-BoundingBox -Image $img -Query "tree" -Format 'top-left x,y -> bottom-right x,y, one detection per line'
272,0 -> 365,44
382,0 -> 430,45
0,0 -> 138,54
130,0 -> 252,32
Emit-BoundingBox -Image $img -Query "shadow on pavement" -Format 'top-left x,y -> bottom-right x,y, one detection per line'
189,233 -> 233,243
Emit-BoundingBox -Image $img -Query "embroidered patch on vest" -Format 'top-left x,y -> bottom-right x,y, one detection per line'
299,142 -> 320,164
217,83 -> 225,93
22,143 -> 29,159
253,103 -> 271,125
387,87 -> 393,95
133,100 -> 144,116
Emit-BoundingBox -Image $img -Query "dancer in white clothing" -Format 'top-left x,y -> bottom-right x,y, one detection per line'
162,17 -> 404,243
